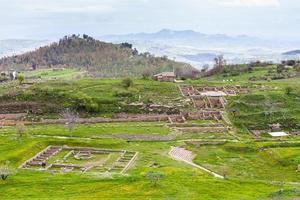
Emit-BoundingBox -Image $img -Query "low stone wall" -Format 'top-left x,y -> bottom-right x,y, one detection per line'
0,113 -> 26,120
1,114 -> 173,126
0,102 -> 59,114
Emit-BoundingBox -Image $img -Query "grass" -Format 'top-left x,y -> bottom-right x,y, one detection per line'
1,64 -> 300,199
177,132 -> 234,140
2,122 -> 172,138
1,135 -> 299,199
24,68 -> 85,80
0,78 -> 186,116
227,91 -> 300,130
191,142 -> 300,182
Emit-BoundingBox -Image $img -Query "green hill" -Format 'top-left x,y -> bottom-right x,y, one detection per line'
0,34 -> 198,77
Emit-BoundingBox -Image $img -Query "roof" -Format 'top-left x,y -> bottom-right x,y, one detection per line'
268,132 -> 289,137
200,91 -> 227,97
153,72 -> 176,77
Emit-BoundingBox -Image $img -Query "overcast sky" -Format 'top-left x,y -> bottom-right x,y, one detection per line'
0,0 -> 299,40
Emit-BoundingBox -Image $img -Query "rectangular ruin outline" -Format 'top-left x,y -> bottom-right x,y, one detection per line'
20,145 -> 138,175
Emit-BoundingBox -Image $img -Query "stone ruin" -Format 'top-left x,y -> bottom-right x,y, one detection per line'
20,145 -> 138,175
74,151 -> 93,160
179,85 -> 242,111
179,85 -> 249,98
175,84 -> 239,135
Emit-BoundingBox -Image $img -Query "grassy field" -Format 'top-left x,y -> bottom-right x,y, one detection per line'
191,142 -> 300,182
1,65 -> 300,199
2,122 -> 171,138
1,136 -> 300,199
24,68 -> 85,80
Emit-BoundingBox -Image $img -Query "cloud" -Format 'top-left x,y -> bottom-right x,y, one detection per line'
215,0 -> 280,7
17,0 -> 115,13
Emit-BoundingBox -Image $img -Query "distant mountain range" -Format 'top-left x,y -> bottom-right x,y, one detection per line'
1,29 -> 300,70
283,50 -> 300,56
0,39 -> 49,58
100,29 -> 300,68
181,53 -> 217,62
101,29 -> 261,46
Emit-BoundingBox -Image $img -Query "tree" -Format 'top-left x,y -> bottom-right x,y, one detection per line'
0,161 -> 14,181
32,62 -> 37,70
83,34 -> 89,40
60,108 -> 79,137
213,55 -> 226,73
120,43 -> 133,49
284,60 -> 296,66
141,69 -> 153,79
17,74 -> 25,85
277,64 -> 285,74
132,48 -> 139,56
175,65 -> 200,79
201,64 -> 209,73
121,77 -> 133,89
203,55 -> 226,77
146,171 -> 165,187
16,122 -> 26,138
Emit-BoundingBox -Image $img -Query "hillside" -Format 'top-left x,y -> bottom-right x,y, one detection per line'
0,35 -> 197,77
283,50 -> 300,56
1,63 -> 300,199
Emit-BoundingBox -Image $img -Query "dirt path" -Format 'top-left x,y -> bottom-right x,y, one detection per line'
168,146 -> 224,179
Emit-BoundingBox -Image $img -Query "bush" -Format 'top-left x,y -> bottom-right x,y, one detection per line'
0,161 -> 14,181
17,74 -> 25,85
294,64 -> 300,72
121,77 -> 133,89
285,87 -> 293,95
16,122 -> 26,138
146,171 -> 165,187
113,89 -> 134,98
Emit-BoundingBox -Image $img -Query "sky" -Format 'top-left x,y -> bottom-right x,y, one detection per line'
0,0 -> 299,40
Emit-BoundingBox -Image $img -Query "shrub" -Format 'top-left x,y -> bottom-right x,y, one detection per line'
146,171 -> 165,187
85,102 -> 99,112
60,108 -> 79,137
285,87 -> 293,95
141,69 -> 153,79
0,161 -> 14,181
121,77 -> 133,89
17,74 -> 25,85
16,122 -> 26,138
294,64 -> 300,72
113,89 -> 134,98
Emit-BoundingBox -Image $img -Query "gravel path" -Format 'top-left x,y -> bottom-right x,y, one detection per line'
169,146 -> 224,179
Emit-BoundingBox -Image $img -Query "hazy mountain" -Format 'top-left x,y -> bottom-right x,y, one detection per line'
100,29 -> 300,68
101,29 -> 263,47
0,39 -> 49,58
181,53 -> 217,62
283,50 -> 300,56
